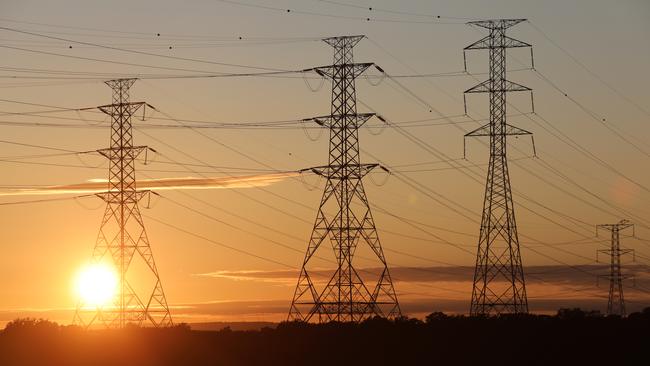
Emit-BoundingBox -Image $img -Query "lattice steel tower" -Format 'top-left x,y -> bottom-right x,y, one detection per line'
74,79 -> 172,328
463,19 -> 535,315
288,35 -> 400,322
597,220 -> 634,316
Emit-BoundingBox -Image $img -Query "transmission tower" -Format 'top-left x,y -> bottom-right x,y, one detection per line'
73,78 -> 172,328
463,19 -> 535,316
288,35 -> 400,322
596,220 -> 634,316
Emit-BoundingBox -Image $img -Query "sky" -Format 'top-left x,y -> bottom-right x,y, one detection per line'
0,0 -> 649,325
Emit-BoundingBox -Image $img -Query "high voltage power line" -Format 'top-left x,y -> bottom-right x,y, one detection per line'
526,20 -> 650,119
215,0 -> 468,24
345,37 -> 650,284
363,33 -> 650,216
1,63 -> 636,252
2,70 -> 636,262
132,137 -> 628,304
0,25 -> 644,232
369,37 -> 650,230
2,113 -> 644,308
140,82 -> 644,286
1,11 -> 649,322
0,26 -> 292,72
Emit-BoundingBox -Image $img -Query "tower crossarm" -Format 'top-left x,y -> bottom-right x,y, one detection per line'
465,79 -> 531,94
306,112 -> 375,129
596,219 -> 635,234
95,189 -> 155,204
322,35 -> 365,48
465,35 -> 531,51
598,248 -> 635,256
312,63 -> 374,80
465,123 -> 533,137
301,163 -> 380,180
468,19 -> 527,30
96,145 -> 149,160
463,123 -> 536,158
97,101 -> 147,117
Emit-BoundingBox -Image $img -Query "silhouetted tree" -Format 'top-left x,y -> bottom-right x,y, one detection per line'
425,312 -> 448,323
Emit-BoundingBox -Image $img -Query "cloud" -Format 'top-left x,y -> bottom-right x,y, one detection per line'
179,264 -> 650,321
194,265 -> 650,300
196,269 -> 297,284
0,172 -> 297,196
197,265 -> 650,285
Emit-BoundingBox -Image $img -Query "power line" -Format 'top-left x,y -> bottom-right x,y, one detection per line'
0,38 -> 321,49
5,40 -> 632,280
0,109 -> 479,130
0,45 -> 309,78
360,97 -> 597,241
216,0 -> 466,24
356,41 -> 644,266
464,34 -> 650,196
0,17 -> 326,41
134,59 -> 487,307
139,127 -> 473,275
527,20 -> 650,118
0,194 -> 94,206
0,138 -> 90,153
144,213 -> 296,269
459,52 -> 650,227
314,0 -> 476,20
532,67 -> 650,159
529,112 -> 650,194
0,63 -> 505,81
137,158 -> 478,297
366,36 -> 648,238
0,26 -> 294,72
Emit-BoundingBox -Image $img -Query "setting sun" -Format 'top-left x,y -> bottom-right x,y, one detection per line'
75,264 -> 118,308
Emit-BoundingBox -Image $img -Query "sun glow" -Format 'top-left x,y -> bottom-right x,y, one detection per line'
75,264 -> 118,307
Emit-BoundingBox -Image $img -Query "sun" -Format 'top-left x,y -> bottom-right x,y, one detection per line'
75,264 -> 118,307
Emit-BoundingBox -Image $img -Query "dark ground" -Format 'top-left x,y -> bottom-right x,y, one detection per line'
1,308 -> 649,366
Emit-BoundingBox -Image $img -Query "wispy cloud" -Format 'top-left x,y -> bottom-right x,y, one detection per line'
194,265 -> 650,294
0,173 -> 297,196
196,269 -> 298,284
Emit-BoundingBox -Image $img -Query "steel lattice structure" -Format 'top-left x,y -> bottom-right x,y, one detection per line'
597,220 -> 634,316
288,35 -> 400,322
463,19 -> 535,316
73,79 -> 172,328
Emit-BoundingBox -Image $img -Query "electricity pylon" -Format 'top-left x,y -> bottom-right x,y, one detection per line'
73,79 -> 172,328
288,35 -> 400,322
597,220 -> 634,316
463,19 -> 535,316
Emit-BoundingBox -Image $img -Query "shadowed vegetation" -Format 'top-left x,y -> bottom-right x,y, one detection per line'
2,309 -> 650,366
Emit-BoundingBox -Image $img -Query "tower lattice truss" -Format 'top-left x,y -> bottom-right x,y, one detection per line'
463,19 -> 535,316
289,36 -> 401,322
74,79 -> 172,328
597,220 -> 634,317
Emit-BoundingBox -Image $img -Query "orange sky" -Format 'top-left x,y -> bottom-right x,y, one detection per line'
0,0 -> 649,325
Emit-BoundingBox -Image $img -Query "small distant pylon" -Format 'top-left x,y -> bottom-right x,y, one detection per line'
73,79 -> 172,328
596,219 -> 635,316
288,35 -> 400,322
463,19 -> 536,316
